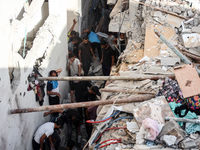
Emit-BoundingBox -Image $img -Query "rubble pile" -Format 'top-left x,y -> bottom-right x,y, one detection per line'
88,0 -> 200,149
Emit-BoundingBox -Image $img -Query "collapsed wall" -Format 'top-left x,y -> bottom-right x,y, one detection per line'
0,0 -> 68,149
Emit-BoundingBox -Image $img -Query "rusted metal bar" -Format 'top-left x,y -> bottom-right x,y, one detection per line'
101,89 -> 156,95
10,94 -> 155,114
166,117 -> 200,124
131,0 -> 189,20
154,29 -> 200,74
38,74 -> 175,81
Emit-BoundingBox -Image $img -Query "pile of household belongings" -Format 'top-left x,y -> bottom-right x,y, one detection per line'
86,0 -> 200,149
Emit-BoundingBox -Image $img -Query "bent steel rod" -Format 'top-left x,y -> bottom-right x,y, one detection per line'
38,75 -> 175,81
10,94 -> 155,114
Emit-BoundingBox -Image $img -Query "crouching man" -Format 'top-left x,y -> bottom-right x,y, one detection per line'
32,120 -> 64,150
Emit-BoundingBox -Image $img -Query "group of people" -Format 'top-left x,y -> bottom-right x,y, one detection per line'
32,19 -> 127,150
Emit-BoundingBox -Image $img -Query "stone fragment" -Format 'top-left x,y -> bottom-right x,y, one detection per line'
161,57 -> 180,66
179,138 -> 197,149
172,6 -> 181,14
182,33 -> 200,48
158,120 -> 187,145
160,135 -> 177,146
188,10 -> 194,17
192,27 -> 200,34
165,14 -> 182,28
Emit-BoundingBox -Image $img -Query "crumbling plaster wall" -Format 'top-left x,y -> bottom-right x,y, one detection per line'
0,0 -> 68,149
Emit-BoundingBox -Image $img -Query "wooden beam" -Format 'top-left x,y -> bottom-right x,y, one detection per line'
131,0 -> 189,20
10,94 -> 155,114
101,89 -> 156,95
38,74 -> 175,81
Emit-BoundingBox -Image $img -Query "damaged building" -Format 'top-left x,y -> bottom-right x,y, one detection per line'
2,0 -> 200,150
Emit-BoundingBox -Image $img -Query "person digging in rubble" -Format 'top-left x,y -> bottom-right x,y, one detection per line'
43,109 -> 82,145
67,53 -> 81,103
78,36 -> 96,76
32,120 -> 64,150
47,68 -> 62,116
81,27 -> 102,61
68,19 -> 77,42
100,40 -> 115,76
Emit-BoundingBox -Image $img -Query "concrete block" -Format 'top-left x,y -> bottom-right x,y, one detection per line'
161,57 -> 180,66
129,0 -> 139,20
192,27 -> 200,33
172,7 -> 181,14
179,138 -> 197,149
182,33 -> 200,48
160,135 -> 177,146
188,10 -> 194,17
165,14 -> 182,28
158,120 -> 187,145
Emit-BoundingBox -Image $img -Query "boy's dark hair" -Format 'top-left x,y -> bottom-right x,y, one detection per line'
72,37 -> 78,42
83,35 -> 88,40
69,53 -> 75,58
70,30 -> 76,36
55,118 -> 65,126
67,140 -> 75,148
101,40 -> 107,46
49,70 -> 58,77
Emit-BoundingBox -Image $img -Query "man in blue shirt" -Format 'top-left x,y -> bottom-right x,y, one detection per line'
81,28 -> 102,61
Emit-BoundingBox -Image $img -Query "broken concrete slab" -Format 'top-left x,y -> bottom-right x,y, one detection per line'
158,119 -> 187,145
129,0 -> 139,20
182,33 -> 200,48
165,14 -> 182,28
192,27 -> 200,34
179,138 -> 197,149
161,57 -> 180,66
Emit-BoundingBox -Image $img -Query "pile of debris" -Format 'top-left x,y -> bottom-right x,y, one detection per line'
87,0 -> 200,149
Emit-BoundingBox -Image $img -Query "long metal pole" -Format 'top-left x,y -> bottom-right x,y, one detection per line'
154,29 -> 200,74
38,74 -> 175,81
10,94 -> 155,114
166,117 -> 200,124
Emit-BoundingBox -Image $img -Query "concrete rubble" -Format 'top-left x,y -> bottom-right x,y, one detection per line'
88,0 -> 200,149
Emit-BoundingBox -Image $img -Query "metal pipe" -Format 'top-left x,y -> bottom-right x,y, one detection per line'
38,74 -> 175,81
166,117 -> 200,124
10,94 -> 155,114
154,29 -> 200,74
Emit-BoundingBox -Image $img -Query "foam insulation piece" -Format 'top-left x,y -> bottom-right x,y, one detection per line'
182,33 -> 200,48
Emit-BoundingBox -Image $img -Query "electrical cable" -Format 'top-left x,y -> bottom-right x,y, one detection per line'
94,127 -> 127,143
94,139 -> 121,148
86,110 -> 120,123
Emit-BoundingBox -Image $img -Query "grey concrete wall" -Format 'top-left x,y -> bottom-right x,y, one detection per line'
0,0 -> 68,149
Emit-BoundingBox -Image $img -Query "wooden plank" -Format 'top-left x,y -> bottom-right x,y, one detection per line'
173,64 -> 200,98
